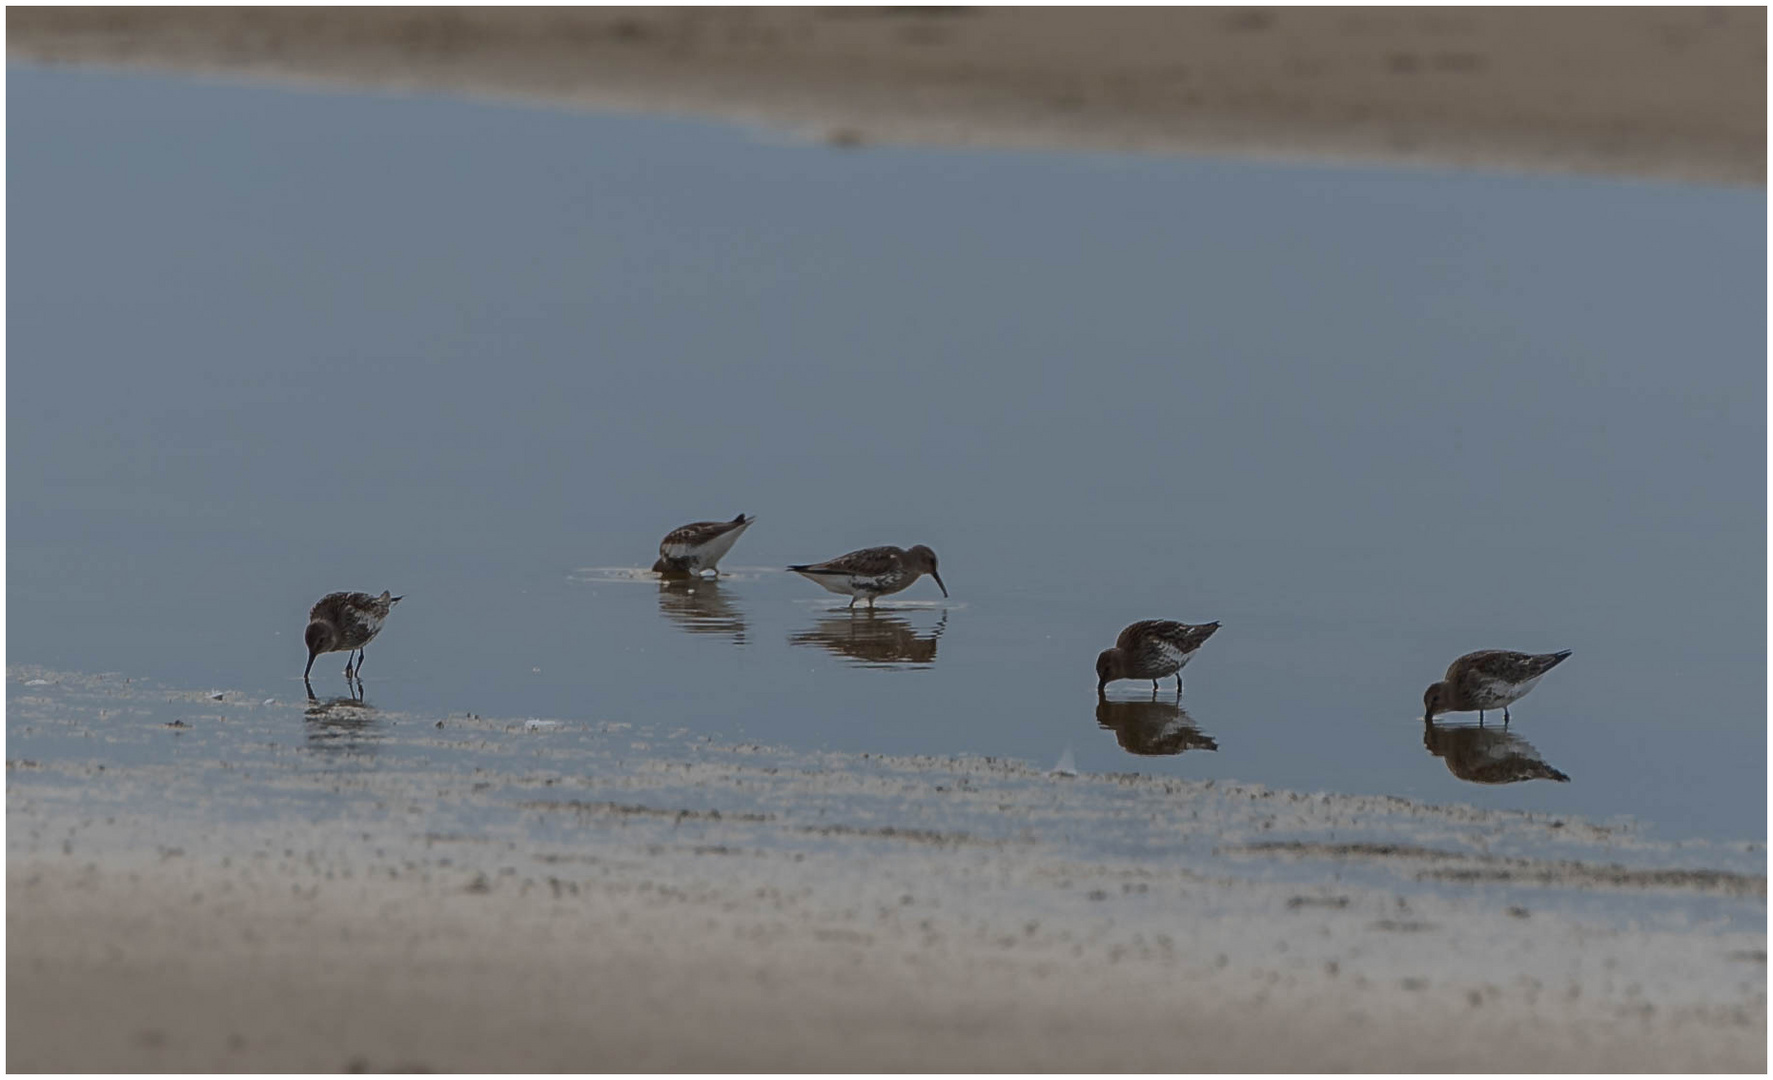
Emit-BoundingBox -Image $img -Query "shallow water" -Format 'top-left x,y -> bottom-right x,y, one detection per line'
8,66 -> 1766,844
8,668 -> 1764,938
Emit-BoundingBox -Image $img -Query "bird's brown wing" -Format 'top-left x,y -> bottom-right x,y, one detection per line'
309,591 -> 376,623
795,546 -> 903,576
1117,620 -> 1216,651
1456,649 -> 1564,684
1114,619 -> 1174,651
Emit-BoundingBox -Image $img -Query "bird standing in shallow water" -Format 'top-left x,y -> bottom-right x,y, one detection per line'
787,545 -> 947,608
652,513 -> 755,578
305,591 -> 402,684
1096,620 -> 1220,695
1423,649 -> 1571,724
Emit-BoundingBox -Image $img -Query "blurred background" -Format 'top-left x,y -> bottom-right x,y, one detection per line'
9,6 -> 1765,183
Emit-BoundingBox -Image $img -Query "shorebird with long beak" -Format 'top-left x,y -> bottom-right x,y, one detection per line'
1096,619 -> 1220,695
1423,648 -> 1571,724
787,545 -> 947,608
304,590 -> 402,683
652,513 -> 755,578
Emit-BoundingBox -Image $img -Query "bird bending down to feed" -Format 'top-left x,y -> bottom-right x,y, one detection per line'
1096,619 -> 1220,695
787,545 -> 946,608
1422,649 -> 1571,724
653,513 -> 755,578
305,590 -> 402,682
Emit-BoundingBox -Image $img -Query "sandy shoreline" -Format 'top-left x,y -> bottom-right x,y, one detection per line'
8,6 -> 1766,185
9,852 -> 1765,1072
7,668 -> 1766,1071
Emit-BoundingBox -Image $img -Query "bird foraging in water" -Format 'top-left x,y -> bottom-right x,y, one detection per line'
1096,620 -> 1220,695
305,591 -> 402,682
1423,649 -> 1571,724
653,513 -> 755,578
787,545 -> 946,608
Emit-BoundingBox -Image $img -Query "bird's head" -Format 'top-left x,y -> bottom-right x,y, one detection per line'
304,621 -> 338,678
1096,649 -> 1121,694
907,545 -> 946,597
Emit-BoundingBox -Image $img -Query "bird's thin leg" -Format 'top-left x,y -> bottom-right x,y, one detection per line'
1176,673 -> 1185,695
1503,706 -> 1511,727
1478,710 -> 1485,726
355,648 -> 367,677
848,595 -> 857,609
1152,679 -> 1159,691
866,595 -> 875,610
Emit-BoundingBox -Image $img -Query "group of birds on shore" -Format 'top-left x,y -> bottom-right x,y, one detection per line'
303,512 -> 1573,729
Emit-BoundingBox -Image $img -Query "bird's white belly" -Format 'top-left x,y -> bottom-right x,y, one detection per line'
797,571 -> 862,596
1477,674 -> 1539,706
691,526 -> 746,566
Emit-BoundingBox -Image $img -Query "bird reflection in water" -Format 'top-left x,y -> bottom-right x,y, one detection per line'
303,684 -> 381,757
1095,696 -> 1218,756
789,609 -> 946,667
657,578 -> 748,644
1422,718 -> 1569,784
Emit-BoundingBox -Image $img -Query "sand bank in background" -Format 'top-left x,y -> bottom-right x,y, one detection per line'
8,7 -> 1765,185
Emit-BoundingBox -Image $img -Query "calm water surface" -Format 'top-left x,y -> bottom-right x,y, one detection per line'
8,67 -> 1765,843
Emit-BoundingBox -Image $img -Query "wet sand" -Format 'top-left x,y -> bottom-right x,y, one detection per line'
7,669 -> 1766,1071
8,7 -> 1765,185
9,853 -> 1765,1072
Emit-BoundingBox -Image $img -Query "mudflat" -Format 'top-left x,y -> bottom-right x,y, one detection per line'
8,853 -> 1764,1073
8,6 -> 1765,184
6,671 -> 1766,1072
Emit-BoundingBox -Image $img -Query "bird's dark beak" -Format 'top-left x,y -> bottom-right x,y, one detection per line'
931,570 -> 948,597
304,649 -> 317,679
391,596 -> 403,604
